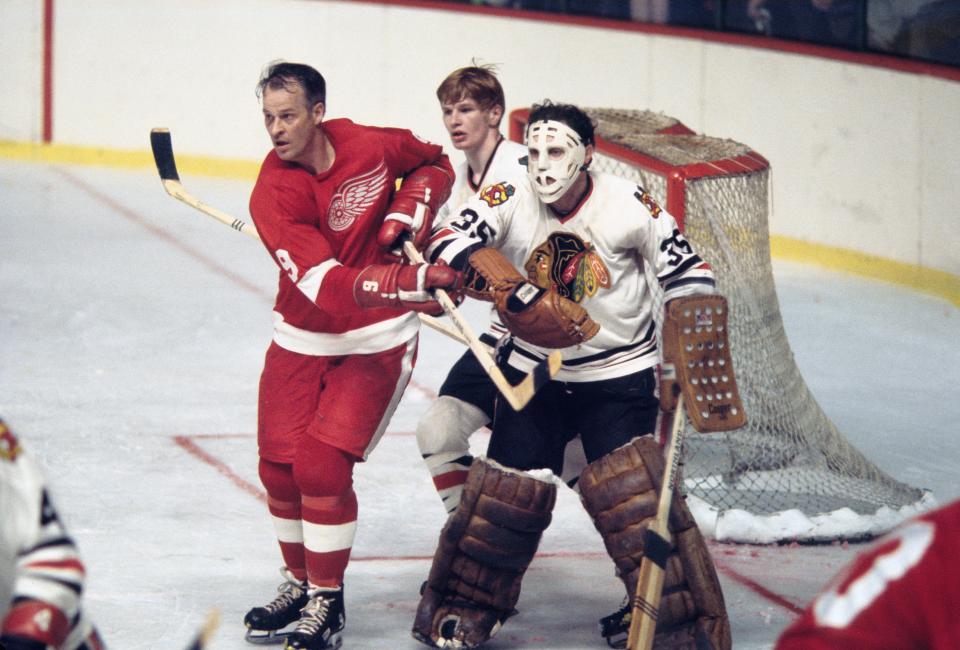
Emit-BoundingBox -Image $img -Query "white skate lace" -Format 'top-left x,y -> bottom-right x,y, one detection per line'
264,568 -> 306,614
294,592 -> 336,634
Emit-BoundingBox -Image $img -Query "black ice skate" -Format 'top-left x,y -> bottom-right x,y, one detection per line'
284,586 -> 345,650
598,596 -> 630,649
244,567 -> 309,645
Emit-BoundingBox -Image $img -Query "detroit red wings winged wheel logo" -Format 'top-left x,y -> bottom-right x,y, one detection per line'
524,231 -> 611,302
328,162 -> 390,232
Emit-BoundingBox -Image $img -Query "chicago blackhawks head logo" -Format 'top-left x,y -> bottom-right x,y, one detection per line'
0,420 -> 22,462
479,182 -> 515,208
328,162 -> 389,232
524,231 -> 611,302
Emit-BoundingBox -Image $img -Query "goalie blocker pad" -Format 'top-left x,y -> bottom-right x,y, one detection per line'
660,294 -> 746,432
579,436 -> 731,650
412,457 -> 557,649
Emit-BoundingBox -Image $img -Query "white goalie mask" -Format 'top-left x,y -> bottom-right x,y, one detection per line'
525,119 -> 586,204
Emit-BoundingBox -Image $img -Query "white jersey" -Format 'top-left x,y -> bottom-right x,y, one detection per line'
433,137 -> 528,346
428,171 -> 715,382
0,420 -> 101,649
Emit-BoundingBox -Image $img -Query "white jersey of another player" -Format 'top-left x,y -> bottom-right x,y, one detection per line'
433,136 -> 529,343
0,419 -> 103,649
428,170 -> 715,382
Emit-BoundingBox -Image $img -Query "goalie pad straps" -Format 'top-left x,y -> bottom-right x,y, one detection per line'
412,457 -> 557,649
579,436 -> 731,650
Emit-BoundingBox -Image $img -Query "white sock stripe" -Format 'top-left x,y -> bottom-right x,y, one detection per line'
272,515 -> 304,544
302,520 -> 358,554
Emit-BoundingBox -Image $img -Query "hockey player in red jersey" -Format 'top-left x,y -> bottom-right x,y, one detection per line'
776,498 -> 960,649
242,61 -> 461,650
0,417 -> 106,650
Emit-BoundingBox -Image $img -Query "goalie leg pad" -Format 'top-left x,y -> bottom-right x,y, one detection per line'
412,458 -> 557,648
579,436 -> 730,650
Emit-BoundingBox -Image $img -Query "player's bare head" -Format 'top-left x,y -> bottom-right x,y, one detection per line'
525,100 -> 595,204
257,61 -> 326,111
436,62 -> 505,118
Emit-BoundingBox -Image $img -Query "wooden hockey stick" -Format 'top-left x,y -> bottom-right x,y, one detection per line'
402,240 -> 561,411
183,608 -> 221,650
148,127 -> 464,345
627,295 -> 746,650
627,397 -> 685,650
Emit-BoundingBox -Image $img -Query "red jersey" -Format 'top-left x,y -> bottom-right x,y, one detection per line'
249,118 -> 451,355
776,499 -> 960,649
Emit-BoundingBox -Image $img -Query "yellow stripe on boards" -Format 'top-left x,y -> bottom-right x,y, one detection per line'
0,140 -> 957,308
771,235 -> 960,308
0,140 -> 260,180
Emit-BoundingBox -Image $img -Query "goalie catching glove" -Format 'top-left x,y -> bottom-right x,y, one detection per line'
467,247 -> 599,349
354,262 -> 463,317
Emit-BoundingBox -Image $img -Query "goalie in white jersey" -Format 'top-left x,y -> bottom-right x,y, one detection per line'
415,64 -> 587,515
0,418 -> 105,650
413,102 -> 731,649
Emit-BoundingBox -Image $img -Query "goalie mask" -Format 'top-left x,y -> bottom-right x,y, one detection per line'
526,119 -> 586,204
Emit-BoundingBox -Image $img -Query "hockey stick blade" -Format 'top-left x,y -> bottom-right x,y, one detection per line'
148,128 -> 466,346
182,608 -> 220,650
150,127 -> 260,238
403,240 -> 560,411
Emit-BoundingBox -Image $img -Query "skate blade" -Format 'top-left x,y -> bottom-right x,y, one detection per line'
244,628 -> 293,645
604,630 -> 627,649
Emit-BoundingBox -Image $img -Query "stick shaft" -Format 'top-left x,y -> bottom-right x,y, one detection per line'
627,397 -> 686,650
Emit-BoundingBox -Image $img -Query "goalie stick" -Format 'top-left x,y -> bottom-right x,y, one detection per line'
150,127 -> 560,410
148,127 -> 463,345
628,295 -> 745,650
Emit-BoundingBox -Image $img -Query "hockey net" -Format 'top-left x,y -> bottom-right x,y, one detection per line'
510,108 -> 932,543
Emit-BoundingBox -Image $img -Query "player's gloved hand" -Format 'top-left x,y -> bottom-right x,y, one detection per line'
377,202 -> 433,254
378,162 -> 452,253
354,262 -> 463,316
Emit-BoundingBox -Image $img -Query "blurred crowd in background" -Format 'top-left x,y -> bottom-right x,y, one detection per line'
447,0 -> 960,68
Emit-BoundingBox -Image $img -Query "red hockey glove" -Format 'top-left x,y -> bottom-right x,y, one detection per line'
378,163 -> 452,253
354,262 -> 463,316
1,600 -> 71,650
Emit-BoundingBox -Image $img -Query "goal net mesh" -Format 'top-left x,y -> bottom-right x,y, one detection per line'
510,108 -> 929,542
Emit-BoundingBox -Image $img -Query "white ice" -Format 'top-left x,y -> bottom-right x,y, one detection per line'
1,160 -> 957,649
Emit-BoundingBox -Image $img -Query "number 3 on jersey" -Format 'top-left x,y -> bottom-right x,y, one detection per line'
450,208 -> 496,244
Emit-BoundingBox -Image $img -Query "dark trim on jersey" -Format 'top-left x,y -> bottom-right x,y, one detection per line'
428,237 -> 456,264
511,321 -> 656,368
467,135 -> 505,192
22,535 -> 76,555
658,255 -> 706,284
663,276 -> 716,293
14,571 -> 83,595
552,174 -> 594,224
